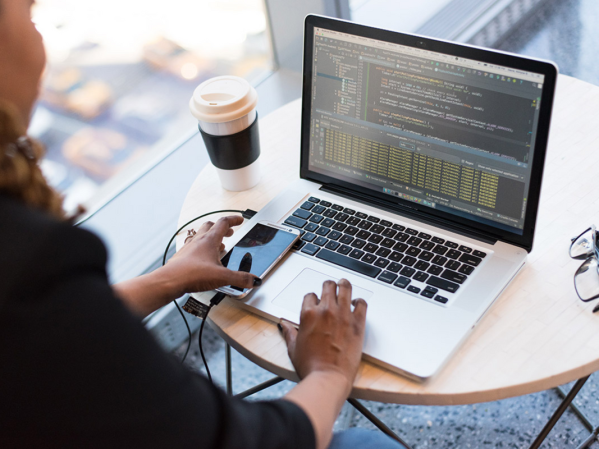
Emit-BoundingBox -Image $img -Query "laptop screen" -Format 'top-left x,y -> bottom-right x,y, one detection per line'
307,26 -> 547,236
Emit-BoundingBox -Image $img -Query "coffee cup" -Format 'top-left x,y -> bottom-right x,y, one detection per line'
189,76 -> 260,191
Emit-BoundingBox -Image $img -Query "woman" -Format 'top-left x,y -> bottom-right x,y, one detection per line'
0,1 -> 405,447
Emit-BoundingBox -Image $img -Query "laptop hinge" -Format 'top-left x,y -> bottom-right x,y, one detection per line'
320,184 -> 498,245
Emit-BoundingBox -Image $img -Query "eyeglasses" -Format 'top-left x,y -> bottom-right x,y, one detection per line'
569,225 -> 599,309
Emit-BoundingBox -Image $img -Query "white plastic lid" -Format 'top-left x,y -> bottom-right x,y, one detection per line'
189,76 -> 258,123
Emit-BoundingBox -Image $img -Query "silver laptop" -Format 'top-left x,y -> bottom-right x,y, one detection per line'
228,15 -> 558,381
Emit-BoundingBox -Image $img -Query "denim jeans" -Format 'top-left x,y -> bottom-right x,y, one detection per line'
328,428 -> 407,449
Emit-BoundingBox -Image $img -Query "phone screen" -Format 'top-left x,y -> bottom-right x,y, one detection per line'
221,223 -> 298,292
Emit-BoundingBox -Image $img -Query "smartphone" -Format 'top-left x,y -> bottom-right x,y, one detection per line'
216,221 -> 300,298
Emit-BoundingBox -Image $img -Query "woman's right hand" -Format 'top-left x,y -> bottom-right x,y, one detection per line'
280,279 -> 368,394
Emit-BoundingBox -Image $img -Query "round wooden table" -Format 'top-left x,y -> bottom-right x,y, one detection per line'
178,74 -> 599,407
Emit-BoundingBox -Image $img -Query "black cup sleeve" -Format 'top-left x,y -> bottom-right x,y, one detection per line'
199,114 -> 260,170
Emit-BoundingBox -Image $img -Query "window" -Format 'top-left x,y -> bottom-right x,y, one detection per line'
30,0 -> 273,212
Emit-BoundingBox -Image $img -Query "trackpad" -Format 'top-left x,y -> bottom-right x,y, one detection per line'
272,268 -> 374,317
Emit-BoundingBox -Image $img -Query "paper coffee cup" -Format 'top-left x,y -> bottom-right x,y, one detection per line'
189,76 -> 261,191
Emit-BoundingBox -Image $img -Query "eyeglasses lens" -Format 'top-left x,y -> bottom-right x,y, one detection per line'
574,257 -> 599,301
570,228 -> 596,259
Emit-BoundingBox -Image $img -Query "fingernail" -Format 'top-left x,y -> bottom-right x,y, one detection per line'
277,322 -> 283,332
253,277 -> 262,286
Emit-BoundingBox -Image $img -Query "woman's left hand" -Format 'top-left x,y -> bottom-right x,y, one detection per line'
163,215 -> 259,295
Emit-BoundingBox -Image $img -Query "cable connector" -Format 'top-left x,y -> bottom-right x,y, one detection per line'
242,209 -> 258,220
210,291 -> 227,306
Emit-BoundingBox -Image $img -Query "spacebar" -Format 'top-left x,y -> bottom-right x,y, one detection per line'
315,249 -> 382,278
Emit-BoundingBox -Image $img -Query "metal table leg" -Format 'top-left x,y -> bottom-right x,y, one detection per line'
529,375 -> 590,449
225,343 -> 233,395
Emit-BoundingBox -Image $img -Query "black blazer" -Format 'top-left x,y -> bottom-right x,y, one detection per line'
0,194 -> 314,449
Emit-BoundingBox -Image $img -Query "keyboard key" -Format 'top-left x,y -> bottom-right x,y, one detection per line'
285,216 -> 307,228
441,269 -> 467,284
427,265 -> 443,276
393,242 -> 408,253
406,247 -> 421,257
320,201 -> 332,207
446,249 -> 461,260
328,231 -> 342,241
473,250 -> 487,258
446,260 -> 461,271
346,226 -> 359,236
333,222 -> 347,232
458,264 -> 474,275
362,253 -> 377,264
301,201 -> 315,210
364,243 -> 379,253
369,234 -> 383,244
431,237 -> 445,244
414,260 -> 430,271
420,241 -> 435,251
367,216 -> 381,223
388,262 -> 402,272
302,233 -> 317,242
312,205 -> 326,214
293,209 -> 312,219
380,220 -> 393,227
309,215 -> 324,224
378,271 -> 398,284
418,232 -> 432,240
325,241 -> 340,251
407,236 -> 423,246
381,228 -> 397,238
406,228 -> 418,235
337,245 -> 352,255
356,212 -> 368,219
421,286 -> 438,298
308,197 -> 320,203
371,224 -> 385,234
305,223 -> 319,232
316,249 -> 381,278
357,220 -> 373,230
314,237 -> 328,246
374,258 -> 390,269
432,255 -> 448,265
394,276 -> 411,289
401,255 -> 417,266
459,254 -> 483,267
400,266 -> 416,277
375,247 -> 391,258
336,213 -> 349,222
414,271 -> 429,282
445,241 -> 458,249
323,208 -> 337,218
395,233 -> 409,242
339,235 -> 354,244
315,227 -> 330,236
349,249 -> 365,259
347,217 -> 361,226
321,218 -> 335,228
356,230 -> 371,240
381,238 -> 395,248
458,245 -> 472,253
434,295 -> 448,304
392,224 -> 406,232
427,276 -> 460,293
343,208 -> 356,215
407,285 -> 421,294
351,239 -> 366,249
332,204 -> 344,211
301,243 -> 320,256
418,251 -> 434,261
388,251 -> 403,262
294,241 -> 305,250
433,244 -> 448,255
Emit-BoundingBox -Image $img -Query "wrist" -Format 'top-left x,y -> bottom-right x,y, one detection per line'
303,370 -> 354,398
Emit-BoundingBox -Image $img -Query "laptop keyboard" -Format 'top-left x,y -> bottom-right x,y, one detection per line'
283,196 -> 487,305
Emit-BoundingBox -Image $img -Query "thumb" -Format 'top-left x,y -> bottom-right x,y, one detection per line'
279,319 -> 298,353
219,268 -> 260,289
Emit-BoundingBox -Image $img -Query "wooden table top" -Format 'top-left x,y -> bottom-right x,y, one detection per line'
178,74 -> 599,406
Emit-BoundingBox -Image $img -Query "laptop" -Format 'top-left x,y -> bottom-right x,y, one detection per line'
227,15 -> 558,381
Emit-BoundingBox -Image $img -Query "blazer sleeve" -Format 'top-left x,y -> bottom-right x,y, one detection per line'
0,220 -> 315,449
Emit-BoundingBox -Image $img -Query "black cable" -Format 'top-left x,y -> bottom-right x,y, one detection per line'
198,304 -> 214,383
162,209 -> 243,364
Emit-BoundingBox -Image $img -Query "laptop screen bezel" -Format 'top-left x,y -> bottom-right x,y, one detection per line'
300,14 -> 558,252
